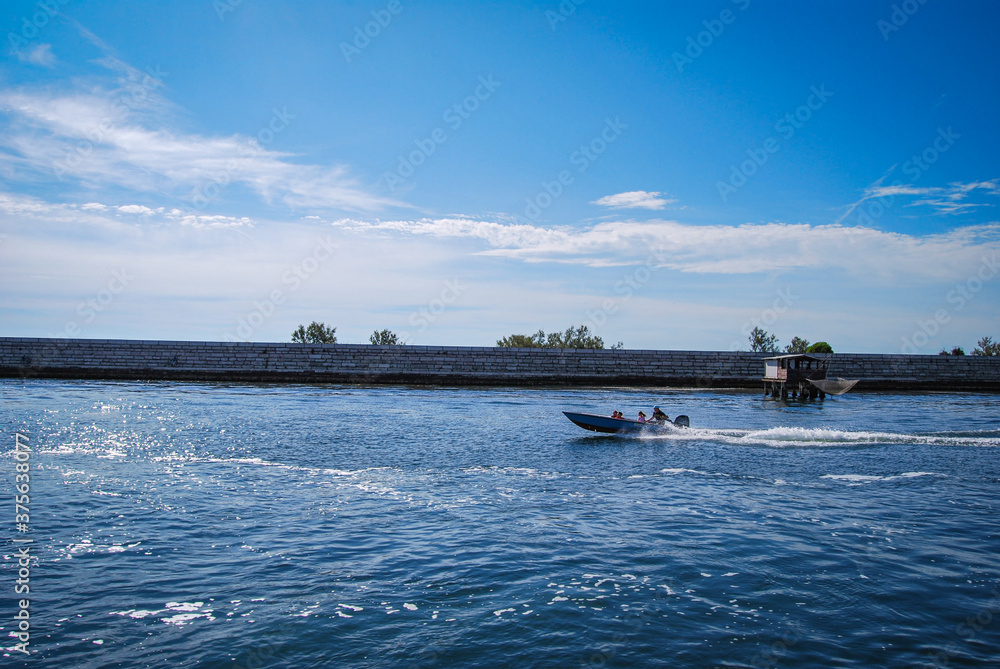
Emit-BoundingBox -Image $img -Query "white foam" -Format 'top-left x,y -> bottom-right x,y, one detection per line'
652,426 -> 1000,449
822,474 -> 883,482
161,612 -> 214,626
660,467 -> 728,478
111,601 -> 215,626
294,605 -> 320,617
165,602 -> 204,612
822,472 -> 943,484
111,609 -> 160,619
97,450 -> 127,459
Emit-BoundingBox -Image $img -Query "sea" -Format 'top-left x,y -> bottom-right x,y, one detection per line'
2,379 -> 999,668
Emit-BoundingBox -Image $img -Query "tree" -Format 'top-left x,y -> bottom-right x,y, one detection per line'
497,330 -> 547,348
939,346 -> 965,356
549,325 -> 605,349
785,336 -> 810,354
291,321 -> 337,344
370,329 -> 400,345
497,325 -> 605,349
805,341 -> 833,354
972,336 -> 999,356
748,327 -> 779,353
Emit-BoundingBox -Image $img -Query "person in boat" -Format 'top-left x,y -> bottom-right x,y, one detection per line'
649,407 -> 669,422
611,411 -> 624,419
637,411 -> 647,423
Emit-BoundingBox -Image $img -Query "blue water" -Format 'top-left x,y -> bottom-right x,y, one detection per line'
2,380 -> 1000,668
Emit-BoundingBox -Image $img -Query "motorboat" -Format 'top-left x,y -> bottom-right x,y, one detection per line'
563,411 -> 689,434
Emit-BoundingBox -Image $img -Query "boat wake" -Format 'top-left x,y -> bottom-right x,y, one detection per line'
639,425 -> 1000,448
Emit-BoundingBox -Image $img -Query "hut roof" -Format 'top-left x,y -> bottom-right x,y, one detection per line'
762,353 -> 828,362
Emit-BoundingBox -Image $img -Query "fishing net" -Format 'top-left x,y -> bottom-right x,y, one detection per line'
808,378 -> 859,395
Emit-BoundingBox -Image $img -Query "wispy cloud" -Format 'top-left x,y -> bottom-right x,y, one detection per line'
837,175 -> 999,223
0,27 -> 404,215
0,87 -> 405,213
591,190 -> 674,210
16,43 -> 57,67
16,189 -> 996,283
909,180 -> 1000,213
4,191 -> 999,349
332,215 -> 1000,280
0,192 -> 253,228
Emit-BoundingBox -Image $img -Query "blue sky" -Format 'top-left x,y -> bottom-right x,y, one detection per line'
1,0 -> 998,353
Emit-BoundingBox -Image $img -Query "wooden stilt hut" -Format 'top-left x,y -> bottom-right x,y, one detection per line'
762,354 -> 829,399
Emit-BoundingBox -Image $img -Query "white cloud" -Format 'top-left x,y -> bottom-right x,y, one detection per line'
6,191 -> 999,283
169,211 -> 254,228
909,180 -> 1000,214
3,192 -> 998,351
867,185 -> 935,198
0,88 -> 406,213
591,190 -> 675,210
839,178 -> 1000,222
17,43 -> 56,67
330,215 -> 1000,281
117,204 -> 154,215
0,193 -> 253,229
0,192 -> 72,217
0,29 -> 406,216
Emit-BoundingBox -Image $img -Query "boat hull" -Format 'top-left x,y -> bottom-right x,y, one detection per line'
563,411 -> 689,434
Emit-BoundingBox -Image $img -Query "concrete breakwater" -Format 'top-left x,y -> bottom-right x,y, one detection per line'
2,337 -> 999,390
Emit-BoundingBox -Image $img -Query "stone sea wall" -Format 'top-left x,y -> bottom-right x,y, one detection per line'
1,337 -> 998,390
